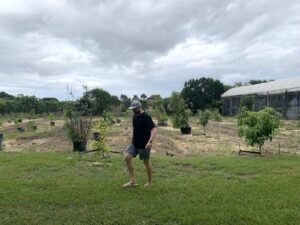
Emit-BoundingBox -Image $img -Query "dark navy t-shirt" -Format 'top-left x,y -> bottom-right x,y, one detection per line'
132,112 -> 155,149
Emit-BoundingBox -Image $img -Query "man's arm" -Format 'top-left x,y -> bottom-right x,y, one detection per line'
145,127 -> 157,151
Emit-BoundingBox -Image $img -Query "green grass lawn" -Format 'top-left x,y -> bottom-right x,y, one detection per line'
0,152 -> 300,225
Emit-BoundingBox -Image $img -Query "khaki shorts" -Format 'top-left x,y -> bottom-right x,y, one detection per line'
125,144 -> 150,160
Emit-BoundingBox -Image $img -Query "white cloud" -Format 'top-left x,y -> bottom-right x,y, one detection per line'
0,0 -> 300,99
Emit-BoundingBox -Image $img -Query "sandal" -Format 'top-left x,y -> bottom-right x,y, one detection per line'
144,183 -> 152,187
122,181 -> 138,187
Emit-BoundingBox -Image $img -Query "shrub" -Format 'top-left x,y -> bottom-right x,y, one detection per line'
26,121 -> 36,131
64,87 -> 93,144
237,107 -> 281,153
152,97 -> 168,123
199,109 -> 211,134
48,113 -> 54,122
90,119 -> 110,157
211,109 -> 222,122
170,93 -> 191,128
102,111 -> 115,125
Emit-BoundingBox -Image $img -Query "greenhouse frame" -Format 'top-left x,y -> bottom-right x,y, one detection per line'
221,76 -> 300,120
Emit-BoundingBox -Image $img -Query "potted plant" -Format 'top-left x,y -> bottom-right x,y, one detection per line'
174,110 -> 192,135
65,86 -> 93,152
26,121 -> 37,131
152,96 -> 168,127
170,92 -> 191,134
14,119 -> 24,132
48,113 -> 55,126
157,114 -> 168,127
65,105 -> 92,152
17,127 -> 25,133
93,132 -> 100,141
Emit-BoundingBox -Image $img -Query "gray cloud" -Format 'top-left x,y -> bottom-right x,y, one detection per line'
0,0 -> 300,99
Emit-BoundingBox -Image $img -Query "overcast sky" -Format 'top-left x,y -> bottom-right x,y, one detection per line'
1,0 -> 300,100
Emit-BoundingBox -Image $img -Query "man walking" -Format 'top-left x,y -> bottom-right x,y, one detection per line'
123,100 -> 157,187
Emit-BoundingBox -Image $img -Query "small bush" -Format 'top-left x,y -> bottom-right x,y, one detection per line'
26,121 -> 36,131
90,119 -> 110,157
170,92 -> 191,128
102,111 -> 115,125
199,109 -> 211,134
152,97 -> 168,123
237,107 -> 281,153
211,109 -> 222,122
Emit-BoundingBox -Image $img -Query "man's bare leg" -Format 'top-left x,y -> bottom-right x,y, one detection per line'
143,160 -> 152,186
124,154 -> 137,184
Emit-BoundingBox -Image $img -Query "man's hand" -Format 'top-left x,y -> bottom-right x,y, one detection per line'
145,142 -> 152,151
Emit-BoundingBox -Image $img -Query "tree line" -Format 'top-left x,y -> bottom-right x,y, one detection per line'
0,77 -> 268,116
0,93 -> 63,115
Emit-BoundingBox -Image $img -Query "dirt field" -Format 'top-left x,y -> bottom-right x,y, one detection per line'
1,116 -> 300,155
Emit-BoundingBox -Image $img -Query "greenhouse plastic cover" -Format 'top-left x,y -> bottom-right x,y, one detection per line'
222,76 -> 300,97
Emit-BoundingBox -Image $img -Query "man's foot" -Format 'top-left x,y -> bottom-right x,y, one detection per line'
144,183 -> 152,187
122,181 -> 138,187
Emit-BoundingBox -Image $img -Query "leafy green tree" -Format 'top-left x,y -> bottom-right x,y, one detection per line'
41,98 -> 62,113
0,91 -> 64,115
0,101 -> 6,115
0,92 -> 14,99
248,79 -> 270,85
80,88 -> 112,115
120,94 -> 131,112
132,95 -> 139,100
199,109 -> 211,134
140,93 -> 147,100
110,95 -> 121,111
237,107 -> 281,153
181,77 -> 225,113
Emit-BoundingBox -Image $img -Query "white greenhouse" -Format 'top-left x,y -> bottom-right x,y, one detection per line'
221,76 -> 300,120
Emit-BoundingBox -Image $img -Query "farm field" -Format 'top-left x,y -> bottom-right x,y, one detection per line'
1,116 -> 300,225
1,115 -> 300,155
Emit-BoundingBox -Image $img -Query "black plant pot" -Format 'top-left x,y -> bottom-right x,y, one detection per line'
50,121 -> 55,126
180,127 -> 192,135
93,132 -> 100,141
73,141 -> 87,152
157,122 -> 168,127
17,127 -> 25,133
